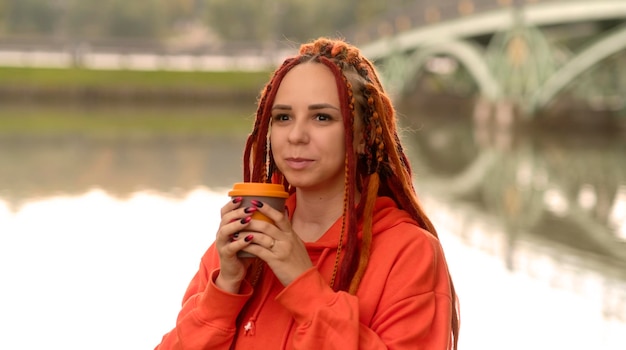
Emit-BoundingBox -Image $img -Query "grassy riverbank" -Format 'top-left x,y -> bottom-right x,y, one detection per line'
0,67 -> 267,136
0,67 -> 270,104
0,67 -> 270,89
0,104 -> 255,137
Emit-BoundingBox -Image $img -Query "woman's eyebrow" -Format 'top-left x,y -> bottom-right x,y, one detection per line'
272,104 -> 291,110
309,103 -> 339,111
272,103 -> 340,111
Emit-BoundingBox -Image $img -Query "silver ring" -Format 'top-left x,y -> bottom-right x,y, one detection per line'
269,239 -> 276,250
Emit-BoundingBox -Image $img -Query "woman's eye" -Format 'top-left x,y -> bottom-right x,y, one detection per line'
315,114 -> 332,121
273,114 -> 290,122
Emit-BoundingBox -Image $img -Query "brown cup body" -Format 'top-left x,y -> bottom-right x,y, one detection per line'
239,196 -> 286,223
228,183 -> 289,258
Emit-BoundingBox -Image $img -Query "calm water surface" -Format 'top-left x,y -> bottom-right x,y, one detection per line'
0,105 -> 624,350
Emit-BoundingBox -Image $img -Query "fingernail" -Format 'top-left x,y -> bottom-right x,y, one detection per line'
240,216 -> 252,224
233,232 -> 239,238
244,207 -> 257,214
251,199 -> 264,208
232,197 -> 242,204
244,234 -> 253,242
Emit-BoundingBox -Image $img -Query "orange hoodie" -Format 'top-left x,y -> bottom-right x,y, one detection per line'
155,196 -> 453,349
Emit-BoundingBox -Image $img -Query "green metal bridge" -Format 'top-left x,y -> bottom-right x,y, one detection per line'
347,0 -> 626,120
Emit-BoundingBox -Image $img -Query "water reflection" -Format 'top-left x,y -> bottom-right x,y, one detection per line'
404,116 -> 626,324
0,188 -> 227,350
1,106 -> 625,349
0,134 -> 247,210
407,118 -> 626,245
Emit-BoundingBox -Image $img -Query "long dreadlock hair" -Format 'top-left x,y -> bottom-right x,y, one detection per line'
242,37 -> 459,349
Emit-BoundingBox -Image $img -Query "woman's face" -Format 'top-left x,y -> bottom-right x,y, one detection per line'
270,62 -> 347,194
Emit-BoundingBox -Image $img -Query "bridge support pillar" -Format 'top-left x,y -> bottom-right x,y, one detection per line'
473,97 -> 524,131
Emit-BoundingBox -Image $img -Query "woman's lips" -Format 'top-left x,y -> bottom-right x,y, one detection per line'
285,158 -> 313,170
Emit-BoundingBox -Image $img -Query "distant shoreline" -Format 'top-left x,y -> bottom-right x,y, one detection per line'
0,85 -> 260,105
0,67 -> 269,105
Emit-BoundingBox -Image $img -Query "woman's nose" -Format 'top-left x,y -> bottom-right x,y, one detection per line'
287,119 -> 309,144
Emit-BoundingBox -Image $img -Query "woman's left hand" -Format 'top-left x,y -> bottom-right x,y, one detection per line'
237,201 -> 313,286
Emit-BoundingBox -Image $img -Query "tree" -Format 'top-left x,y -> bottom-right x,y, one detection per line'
4,0 -> 59,35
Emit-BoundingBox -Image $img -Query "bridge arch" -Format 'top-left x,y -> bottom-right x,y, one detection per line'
361,0 -> 626,61
360,1 -> 626,117
388,40 -> 501,101
531,23 -> 626,113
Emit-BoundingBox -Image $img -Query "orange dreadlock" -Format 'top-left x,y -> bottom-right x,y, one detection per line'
242,37 -> 459,350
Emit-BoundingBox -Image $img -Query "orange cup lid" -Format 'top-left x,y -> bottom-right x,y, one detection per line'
228,182 -> 289,198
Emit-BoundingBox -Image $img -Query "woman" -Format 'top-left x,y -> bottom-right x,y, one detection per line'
155,37 -> 460,349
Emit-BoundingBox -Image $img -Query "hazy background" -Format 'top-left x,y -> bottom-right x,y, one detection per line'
0,0 -> 413,45
0,1 -> 625,349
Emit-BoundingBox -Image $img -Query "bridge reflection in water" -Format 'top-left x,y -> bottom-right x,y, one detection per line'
399,112 -> 626,347
0,104 -> 624,349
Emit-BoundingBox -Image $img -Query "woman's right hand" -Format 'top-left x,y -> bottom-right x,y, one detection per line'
214,197 -> 256,293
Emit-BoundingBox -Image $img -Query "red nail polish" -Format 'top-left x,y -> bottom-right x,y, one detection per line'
251,200 -> 264,208
232,197 -> 243,204
244,207 -> 257,214
244,234 -> 253,242
240,216 -> 252,224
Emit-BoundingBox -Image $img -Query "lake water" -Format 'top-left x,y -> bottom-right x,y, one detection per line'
0,104 -> 624,349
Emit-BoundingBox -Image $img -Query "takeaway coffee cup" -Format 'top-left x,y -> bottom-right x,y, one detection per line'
228,182 -> 289,223
228,182 -> 289,257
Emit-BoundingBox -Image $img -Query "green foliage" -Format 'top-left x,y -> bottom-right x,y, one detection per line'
203,0 -> 355,43
1,0 -> 173,39
4,0 -> 58,34
0,0 -> 418,43
0,66 -> 270,89
0,105 -> 254,136
105,0 -> 168,37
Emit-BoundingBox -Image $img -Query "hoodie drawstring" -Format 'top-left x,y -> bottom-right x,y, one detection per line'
243,266 -> 273,336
